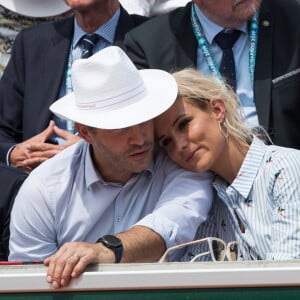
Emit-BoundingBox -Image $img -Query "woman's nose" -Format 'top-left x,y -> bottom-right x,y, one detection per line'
175,134 -> 188,151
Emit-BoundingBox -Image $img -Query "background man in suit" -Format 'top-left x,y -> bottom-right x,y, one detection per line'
0,0 -> 71,76
0,162 -> 27,260
0,0 -> 147,173
125,0 -> 300,149
0,0 -> 72,262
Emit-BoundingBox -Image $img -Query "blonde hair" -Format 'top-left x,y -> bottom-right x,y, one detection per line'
172,68 -> 253,147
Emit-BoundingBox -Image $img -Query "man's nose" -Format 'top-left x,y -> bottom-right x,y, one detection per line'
128,124 -> 147,145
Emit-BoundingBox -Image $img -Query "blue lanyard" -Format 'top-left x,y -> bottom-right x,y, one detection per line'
191,3 -> 259,87
65,47 -> 75,133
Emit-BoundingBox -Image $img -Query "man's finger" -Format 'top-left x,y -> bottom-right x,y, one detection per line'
53,126 -> 81,144
26,142 -> 64,152
60,254 -> 82,287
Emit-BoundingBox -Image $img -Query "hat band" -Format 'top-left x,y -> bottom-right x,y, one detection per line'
76,82 -> 146,111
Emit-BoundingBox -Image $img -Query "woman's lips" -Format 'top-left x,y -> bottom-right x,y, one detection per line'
186,148 -> 200,163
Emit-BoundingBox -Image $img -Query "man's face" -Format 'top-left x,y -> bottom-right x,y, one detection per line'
193,0 -> 262,28
85,120 -> 154,184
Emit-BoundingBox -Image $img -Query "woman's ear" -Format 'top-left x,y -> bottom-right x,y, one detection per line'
210,99 -> 226,123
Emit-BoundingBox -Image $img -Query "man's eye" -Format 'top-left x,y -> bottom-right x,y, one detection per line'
161,138 -> 171,148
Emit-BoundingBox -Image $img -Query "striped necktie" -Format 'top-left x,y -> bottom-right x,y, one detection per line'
81,34 -> 100,59
214,29 -> 241,91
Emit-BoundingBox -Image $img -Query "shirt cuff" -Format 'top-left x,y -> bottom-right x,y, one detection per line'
134,213 -> 179,249
6,145 -> 16,166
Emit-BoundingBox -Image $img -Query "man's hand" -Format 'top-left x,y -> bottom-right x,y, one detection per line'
9,121 -> 81,173
43,227 -> 165,289
52,124 -> 81,148
44,241 -> 114,289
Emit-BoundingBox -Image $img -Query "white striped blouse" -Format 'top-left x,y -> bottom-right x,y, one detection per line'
181,136 -> 300,261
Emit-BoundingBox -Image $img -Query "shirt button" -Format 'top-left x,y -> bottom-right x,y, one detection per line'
262,20 -> 270,27
116,216 -> 121,222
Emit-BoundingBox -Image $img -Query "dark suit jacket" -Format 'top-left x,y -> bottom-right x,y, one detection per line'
0,163 -> 27,260
0,6 -> 147,162
125,0 -> 300,149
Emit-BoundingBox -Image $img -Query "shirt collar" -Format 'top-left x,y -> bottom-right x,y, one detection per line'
72,7 -> 121,48
84,143 -> 154,188
230,136 -> 267,199
194,4 -> 248,44
84,143 -> 102,188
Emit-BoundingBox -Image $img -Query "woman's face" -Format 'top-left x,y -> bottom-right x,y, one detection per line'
155,98 -> 226,173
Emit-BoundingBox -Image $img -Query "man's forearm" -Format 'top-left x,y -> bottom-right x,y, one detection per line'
117,225 -> 166,263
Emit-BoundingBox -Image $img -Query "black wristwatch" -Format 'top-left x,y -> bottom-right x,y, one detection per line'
96,235 -> 123,263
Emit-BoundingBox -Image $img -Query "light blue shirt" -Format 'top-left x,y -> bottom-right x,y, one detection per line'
181,137 -> 300,261
194,6 -> 259,128
9,140 -> 213,261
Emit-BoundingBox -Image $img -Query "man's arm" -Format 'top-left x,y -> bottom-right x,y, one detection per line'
124,29 -> 151,70
44,226 -> 165,289
9,173 -> 58,261
0,25 -> 79,170
9,121 -> 80,173
134,151 -> 213,249
44,152 -> 213,289
0,30 -> 26,162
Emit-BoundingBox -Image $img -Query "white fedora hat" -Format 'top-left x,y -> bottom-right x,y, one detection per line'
50,46 -> 178,130
0,0 -> 70,18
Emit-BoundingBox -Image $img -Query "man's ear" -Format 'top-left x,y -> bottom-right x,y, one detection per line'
75,123 -> 93,144
210,99 -> 226,123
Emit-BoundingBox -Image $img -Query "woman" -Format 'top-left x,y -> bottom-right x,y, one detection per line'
155,68 -> 300,261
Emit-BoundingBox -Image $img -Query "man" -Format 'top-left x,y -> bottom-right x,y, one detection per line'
0,0 -> 70,18
0,0 -> 147,173
125,0 -> 300,149
0,162 -> 27,260
9,46 -> 213,289
0,0 -> 71,76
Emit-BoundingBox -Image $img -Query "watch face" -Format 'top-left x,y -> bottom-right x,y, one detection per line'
104,235 -> 122,247
98,235 -> 123,263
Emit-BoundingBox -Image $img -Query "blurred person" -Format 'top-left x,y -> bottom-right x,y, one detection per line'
125,0 -> 300,149
0,0 -> 71,76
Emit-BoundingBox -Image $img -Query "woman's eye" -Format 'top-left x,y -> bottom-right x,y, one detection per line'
178,119 -> 190,129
